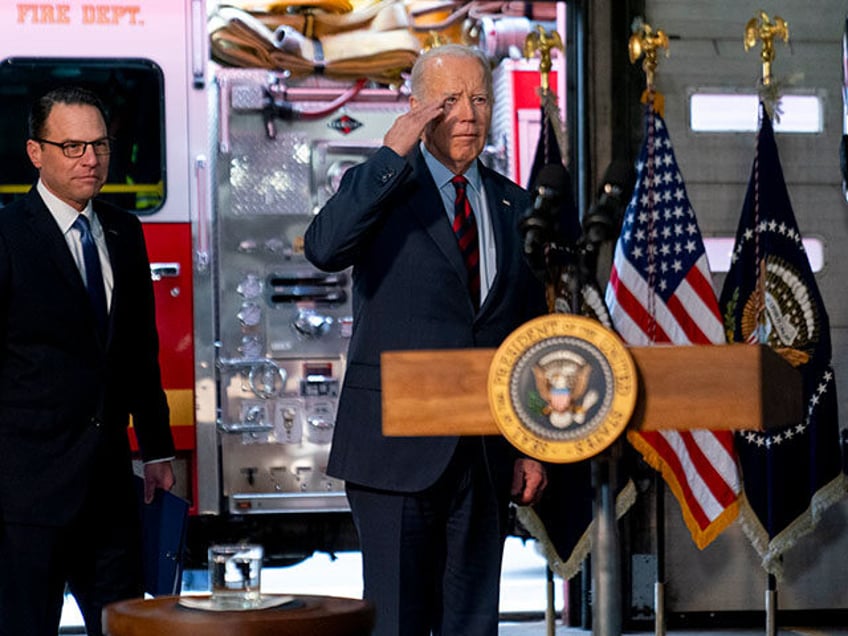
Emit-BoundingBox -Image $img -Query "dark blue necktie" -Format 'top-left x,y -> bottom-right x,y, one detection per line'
73,214 -> 108,335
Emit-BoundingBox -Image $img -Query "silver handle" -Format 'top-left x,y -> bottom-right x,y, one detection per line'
194,155 -> 210,272
190,0 -> 207,88
150,262 -> 181,281
218,77 -> 231,154
217,421 -> 275,434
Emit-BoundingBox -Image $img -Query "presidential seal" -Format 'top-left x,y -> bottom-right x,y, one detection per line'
488,314 -> 637,463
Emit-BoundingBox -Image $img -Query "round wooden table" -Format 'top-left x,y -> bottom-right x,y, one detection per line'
103,594 -> 374,636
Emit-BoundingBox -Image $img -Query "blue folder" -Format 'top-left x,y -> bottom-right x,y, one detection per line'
135,476 -> 190,596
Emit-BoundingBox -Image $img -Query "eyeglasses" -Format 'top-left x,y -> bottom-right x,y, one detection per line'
33,137 -> 112,158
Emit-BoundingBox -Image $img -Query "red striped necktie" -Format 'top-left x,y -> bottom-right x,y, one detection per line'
450,175 -> 480,308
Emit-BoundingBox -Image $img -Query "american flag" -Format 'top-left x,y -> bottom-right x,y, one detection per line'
719,105 -> 846,573
605,101 -> 742,548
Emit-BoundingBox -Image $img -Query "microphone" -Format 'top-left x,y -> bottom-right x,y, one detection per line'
582,160 -> 634,245
518,163 -> 571,280
520,163 -> 568,257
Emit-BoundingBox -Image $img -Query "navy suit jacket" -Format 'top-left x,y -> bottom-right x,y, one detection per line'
0,189 -> 174,527
305,146 -> 546,494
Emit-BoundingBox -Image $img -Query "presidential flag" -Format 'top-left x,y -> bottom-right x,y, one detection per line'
718,104 -> 846,574
523,89 -> 612,324
525,89 -> 582,248
517,89 -> 635,581
605,98 -> 743,549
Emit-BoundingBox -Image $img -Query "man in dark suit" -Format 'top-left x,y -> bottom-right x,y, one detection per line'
0,86 -> 176,636
305,45 -> 548,635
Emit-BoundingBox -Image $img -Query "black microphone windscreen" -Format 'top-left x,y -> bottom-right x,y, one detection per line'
533,162 -> 569,191
600,160 -> 635,192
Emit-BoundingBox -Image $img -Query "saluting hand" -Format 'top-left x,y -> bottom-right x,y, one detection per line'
383,99 -> 444,157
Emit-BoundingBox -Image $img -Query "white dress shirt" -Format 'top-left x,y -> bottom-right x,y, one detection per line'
421,144 -> 497,305
37,179 -> 113,310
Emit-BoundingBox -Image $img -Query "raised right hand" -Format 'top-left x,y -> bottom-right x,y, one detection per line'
383,98 -> 444,157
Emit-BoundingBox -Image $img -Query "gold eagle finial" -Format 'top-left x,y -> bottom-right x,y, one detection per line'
744,11 -> 789,86
628,19 -> 669,90
524,25 -> 563,93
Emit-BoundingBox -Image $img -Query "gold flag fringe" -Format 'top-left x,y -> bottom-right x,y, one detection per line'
516,478 -> 637,581
736,472 -> 848,579
626,430 -> 740,550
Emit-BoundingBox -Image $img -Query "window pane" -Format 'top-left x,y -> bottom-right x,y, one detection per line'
0,58 -> 165,214
690,93 -> 823,133
704,236 -> 823,272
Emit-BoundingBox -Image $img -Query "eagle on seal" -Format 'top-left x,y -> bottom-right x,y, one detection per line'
532,353 -> 598,429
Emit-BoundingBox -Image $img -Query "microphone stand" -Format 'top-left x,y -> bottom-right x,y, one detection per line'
583,235 -> 622,636
541,224 -> 623,636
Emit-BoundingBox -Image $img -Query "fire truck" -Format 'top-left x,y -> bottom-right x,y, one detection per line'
2,0 -> 847,625
0,0 -> 567,568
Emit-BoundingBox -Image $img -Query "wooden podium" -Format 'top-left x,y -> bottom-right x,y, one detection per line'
381,342 -> 801,635
382,343 -> 802,437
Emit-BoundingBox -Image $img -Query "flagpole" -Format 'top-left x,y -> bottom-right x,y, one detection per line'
765,573 -> 777,636
744,15 -> 789,636
591,441 -> 622,636
628,20 -> 669,636
524,25 -> 630,636
654,473 -> 666,636
524,28 -> 568,636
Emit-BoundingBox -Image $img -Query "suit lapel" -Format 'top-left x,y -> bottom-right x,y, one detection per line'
479,164 -> 518,312
406,151 -> 524,315
23,190 -> 112,346
407,148 -> 468,280
24,191 -> 89,296
95,203 -> 120,343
